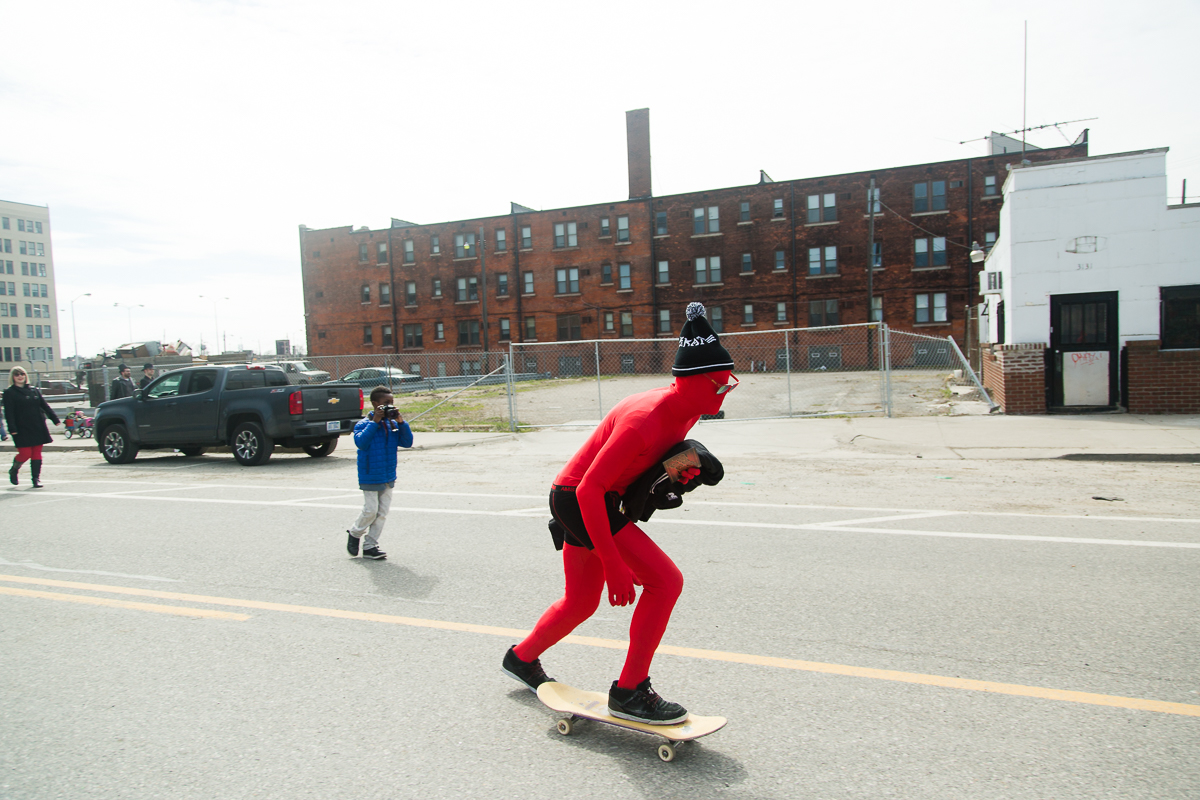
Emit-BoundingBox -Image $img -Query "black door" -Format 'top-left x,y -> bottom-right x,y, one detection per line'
1049,291 -> 1118,410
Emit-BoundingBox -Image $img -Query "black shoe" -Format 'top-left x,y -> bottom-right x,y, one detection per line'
502,645 -> 554,693
608,678 -> 688,725
361,546 -> 387,560
30,459 -> 42,489
8,458 -> 18,486
346,531 -> 360,557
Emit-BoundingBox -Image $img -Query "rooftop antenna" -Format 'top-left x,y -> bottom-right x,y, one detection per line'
1022,20 -> 1028,160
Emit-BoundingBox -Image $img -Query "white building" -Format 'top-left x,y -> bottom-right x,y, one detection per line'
979,149 -> 1200,412
0,199 -> 62,373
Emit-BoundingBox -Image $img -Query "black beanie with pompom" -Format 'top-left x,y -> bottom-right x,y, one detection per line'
672,302 -> 734,377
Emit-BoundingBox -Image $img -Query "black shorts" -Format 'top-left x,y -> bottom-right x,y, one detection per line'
548,485 -> 630,551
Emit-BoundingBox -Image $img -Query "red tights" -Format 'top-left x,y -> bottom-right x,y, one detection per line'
15,445 -> 43,463
514,522 -> 683,690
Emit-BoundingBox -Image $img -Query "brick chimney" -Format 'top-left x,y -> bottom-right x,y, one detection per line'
626,108 -> 652,200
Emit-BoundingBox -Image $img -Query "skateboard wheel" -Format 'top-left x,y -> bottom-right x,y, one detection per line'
657,743 -> 676,762
556,718 -> 573,736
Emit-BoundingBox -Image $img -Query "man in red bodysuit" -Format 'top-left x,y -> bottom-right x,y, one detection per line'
503,302 -> 735,724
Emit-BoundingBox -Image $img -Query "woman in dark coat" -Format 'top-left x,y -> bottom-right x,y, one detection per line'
3,366 -> 60,488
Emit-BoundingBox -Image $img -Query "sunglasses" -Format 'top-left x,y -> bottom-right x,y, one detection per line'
709,374 -> 739,395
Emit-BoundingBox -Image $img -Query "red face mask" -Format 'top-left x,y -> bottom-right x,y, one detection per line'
674,369 -> 734,416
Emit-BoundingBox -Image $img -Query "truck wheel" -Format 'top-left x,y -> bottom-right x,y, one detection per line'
232,422 -> 274,466
100,425 -> 139,464
179,446 -> 205,457
303,438 -> 338,458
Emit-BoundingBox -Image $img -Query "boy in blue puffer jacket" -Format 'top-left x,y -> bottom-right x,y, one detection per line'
346,386 -> 414,560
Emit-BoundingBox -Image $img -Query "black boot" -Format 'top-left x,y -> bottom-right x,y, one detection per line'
8,458 -> 19,486
30,459 -> 43,489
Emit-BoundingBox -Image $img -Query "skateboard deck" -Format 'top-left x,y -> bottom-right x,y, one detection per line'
536,681 -> 726,761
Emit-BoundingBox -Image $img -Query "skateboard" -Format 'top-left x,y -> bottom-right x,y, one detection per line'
536,681 -> 727,762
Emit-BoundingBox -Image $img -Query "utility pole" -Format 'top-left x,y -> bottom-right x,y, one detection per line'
479,227 -> 489,357
867,177 -> 877,368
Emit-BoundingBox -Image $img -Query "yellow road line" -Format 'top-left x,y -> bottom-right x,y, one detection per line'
2,573 -> 1196,718
0,586 -> 251,621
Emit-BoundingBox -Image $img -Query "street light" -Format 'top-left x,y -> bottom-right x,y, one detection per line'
969,241 -> 987,263
71,292 -> 91,365
113,302 -> 144,342
200,295 -> 230,354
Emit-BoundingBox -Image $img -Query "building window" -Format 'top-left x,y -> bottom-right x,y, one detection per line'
987,272 -> 1003,291
872,241 -> 883,268
435,321 -> 444,341
522,271 -> 534,294
363,325 -> 373,345
499,317 -> 511,341
457,277 -> 478,301
620,311 -> 634,337
455,233 -> 476,259
376,242 -> 388,264
985,231 -> 998,250
915,293 -> 948,324
655,211 -> 667,235
556,314 -> 582,341
740,253 -> 753,273
405,281 -> 417,305
871,296 -> 883,322
710,306 -> 723,333
601,263 -> 613,284
432,278 -> 442,297
695,256 -> 721,284
600,217 -> 611,237
382,325 -> 394,347
359,243 -> 369,262
776,302 -> 788,323
556,268 -> 580,294
914,237 -> 947,268
361,284 -> 371,303
0,218 -> 7,230
458,320 -> 480,346
1161,285 -> 1200,350
693,206 -> 719,234
914,180 -> 947,212
869,187 -> 881,214
807,193 -> 836,223
617,215 -> 630,242
773,198 -> 784,218
658,309 -> 671,333
524,316 -> 536,340
743,304 -> 754,325
618,263 -> 632,290
774,250 -> 786,271
403,239 -> 415,263
603,311 -> 614,332
379,283 -> 391,305
656,260 -> 669,285
809,299 -> 839,327
554,222 -> 578,248
740,201 -> 751,222
496,273 -> 508,296
984,175 -> 998,196
520,225 -> 532,248
494,229 -> 505,252
808,246 -> 837,275
431,235 -> 441,255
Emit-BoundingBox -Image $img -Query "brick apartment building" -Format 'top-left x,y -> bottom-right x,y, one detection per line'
299,110 -> 1087,373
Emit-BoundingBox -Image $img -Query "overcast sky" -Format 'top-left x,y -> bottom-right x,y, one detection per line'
2,0 -> 1196,360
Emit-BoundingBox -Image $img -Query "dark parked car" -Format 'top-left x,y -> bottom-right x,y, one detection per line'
338,367 -> 421,390
38,380 -> 84,395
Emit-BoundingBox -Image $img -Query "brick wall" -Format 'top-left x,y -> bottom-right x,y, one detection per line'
983,343 -> 1047,414
1126,340 -> 1200,414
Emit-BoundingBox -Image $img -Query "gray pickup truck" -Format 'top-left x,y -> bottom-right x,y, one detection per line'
94,364 -> 364,466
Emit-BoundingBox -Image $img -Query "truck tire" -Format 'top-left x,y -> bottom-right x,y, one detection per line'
100,424 -> 139,464
232,421 -> 274,466
179,446 -> 205,457
302,438 -> 338,458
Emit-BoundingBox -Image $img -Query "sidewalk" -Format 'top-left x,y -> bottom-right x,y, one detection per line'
5,414 -> 1198,460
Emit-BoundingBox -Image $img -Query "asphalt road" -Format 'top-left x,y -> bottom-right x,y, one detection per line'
2,441 -> 1198,800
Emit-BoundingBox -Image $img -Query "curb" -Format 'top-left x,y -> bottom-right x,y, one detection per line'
1,432 -> 521,457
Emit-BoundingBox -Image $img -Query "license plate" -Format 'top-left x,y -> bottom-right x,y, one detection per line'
326,421 -> 342,432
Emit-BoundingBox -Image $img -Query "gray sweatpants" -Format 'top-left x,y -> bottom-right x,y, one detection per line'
348,485 -> 394,550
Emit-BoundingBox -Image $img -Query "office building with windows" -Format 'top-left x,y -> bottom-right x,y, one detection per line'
299,110 -> 1087,368
0,200 -> 61,370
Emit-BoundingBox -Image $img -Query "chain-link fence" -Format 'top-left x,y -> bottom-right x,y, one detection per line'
31,325 -> 994,434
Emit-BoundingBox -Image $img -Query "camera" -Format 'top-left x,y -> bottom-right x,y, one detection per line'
377,405 -> 401,420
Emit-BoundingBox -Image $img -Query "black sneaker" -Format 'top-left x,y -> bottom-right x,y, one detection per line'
346,531 -> 360,557
608,678 -> 688,725
501,645 -> 554,693
361,547 -> 386,560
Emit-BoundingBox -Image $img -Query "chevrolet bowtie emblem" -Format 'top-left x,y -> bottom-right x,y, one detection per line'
328,397 -> 339,404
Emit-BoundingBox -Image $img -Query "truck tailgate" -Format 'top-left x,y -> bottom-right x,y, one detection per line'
299,383 -> 362,422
